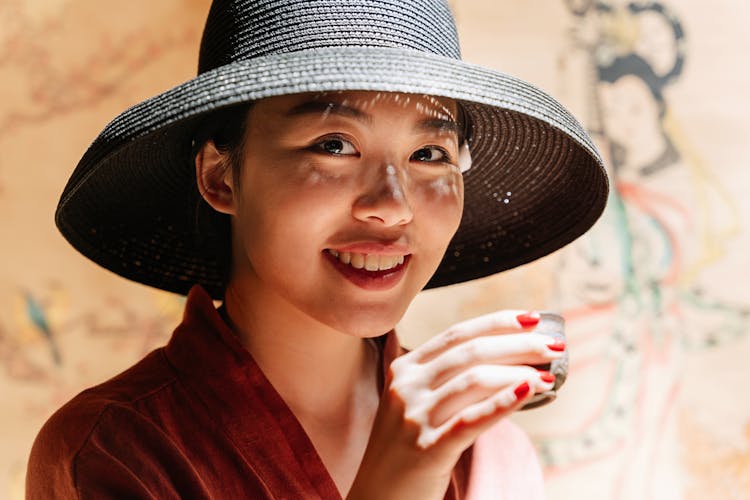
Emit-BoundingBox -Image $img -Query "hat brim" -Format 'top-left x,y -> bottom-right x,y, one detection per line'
56,46 -> 608,299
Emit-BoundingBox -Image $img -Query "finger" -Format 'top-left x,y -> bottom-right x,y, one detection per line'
425,333 -> 565,388
427,365 -> 553,427
413,310 -> 542,363
416,380 -> 535,450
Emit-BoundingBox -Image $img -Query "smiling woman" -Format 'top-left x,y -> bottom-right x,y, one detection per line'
198,92 -> 465,337
26,0 -> 608,498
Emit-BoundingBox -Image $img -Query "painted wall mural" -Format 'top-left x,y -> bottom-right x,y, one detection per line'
1,1 -> 748,499
537,2 -> 750,497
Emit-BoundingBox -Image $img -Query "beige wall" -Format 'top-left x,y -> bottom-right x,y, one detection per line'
2,1 -> 749,498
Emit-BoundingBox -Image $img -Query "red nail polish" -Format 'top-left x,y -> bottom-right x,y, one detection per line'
538,370 -> 556,383
514,381 -> 530,400
546,340 -> 566,352
516,312 -> 540,328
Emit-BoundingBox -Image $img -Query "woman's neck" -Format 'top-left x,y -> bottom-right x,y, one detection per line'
220,278 -> 383,496
220,279 -> 381,422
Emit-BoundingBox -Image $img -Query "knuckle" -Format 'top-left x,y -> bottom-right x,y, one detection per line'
443,326 -> 465,344
463,340 -> 480,359
387,383 -> 404,400
404,403 -> 431,423
462,369 -> 479,388
387,383 -> 414,408
388,376 -> 412,395
451,342 -> 477,366
389,356 -> 408,376
462,365 -> 489,389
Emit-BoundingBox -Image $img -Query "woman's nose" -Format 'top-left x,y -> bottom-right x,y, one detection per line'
351,163 -> 414,227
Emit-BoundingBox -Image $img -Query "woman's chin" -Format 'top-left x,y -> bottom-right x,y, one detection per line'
323,306 -> 406,339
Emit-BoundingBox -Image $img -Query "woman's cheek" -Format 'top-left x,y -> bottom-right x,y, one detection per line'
412,172 -> 464,266
416,170 -> 464,219
426,175 -> 461,200
300,163 -> 346,186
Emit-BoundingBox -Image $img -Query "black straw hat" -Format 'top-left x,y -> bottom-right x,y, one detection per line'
56,0 -> 609,299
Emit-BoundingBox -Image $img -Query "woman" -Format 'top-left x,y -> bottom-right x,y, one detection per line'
27,0 -> 608,498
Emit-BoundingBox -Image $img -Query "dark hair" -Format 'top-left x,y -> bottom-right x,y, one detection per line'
192,103 -> 253,184
191,102 -> 253,290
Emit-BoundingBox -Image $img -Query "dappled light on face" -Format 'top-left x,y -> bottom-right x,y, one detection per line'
384,164 -> 407,202
317,91 -> 456,121
253,90 -> 467,205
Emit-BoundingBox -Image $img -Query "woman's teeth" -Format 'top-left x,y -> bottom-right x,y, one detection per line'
327,249 -> 405,271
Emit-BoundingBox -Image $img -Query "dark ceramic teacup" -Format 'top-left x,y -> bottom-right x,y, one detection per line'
520,312 -> 568,410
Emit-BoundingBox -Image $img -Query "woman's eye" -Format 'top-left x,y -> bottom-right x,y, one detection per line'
316,137 -> 358,156
411,146 -> 448,162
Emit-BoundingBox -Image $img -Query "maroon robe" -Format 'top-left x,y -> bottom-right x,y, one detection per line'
27,286 -> 544,499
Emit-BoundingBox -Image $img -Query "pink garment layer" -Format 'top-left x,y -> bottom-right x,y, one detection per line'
27,285 -> 545,499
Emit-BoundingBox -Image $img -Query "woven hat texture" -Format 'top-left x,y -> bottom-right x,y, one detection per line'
56,0 -> 609,299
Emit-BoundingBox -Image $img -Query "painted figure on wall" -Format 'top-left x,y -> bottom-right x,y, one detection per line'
545,1 -> 748,495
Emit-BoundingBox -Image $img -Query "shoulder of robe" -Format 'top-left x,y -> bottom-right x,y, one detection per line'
26,348 -> 177,498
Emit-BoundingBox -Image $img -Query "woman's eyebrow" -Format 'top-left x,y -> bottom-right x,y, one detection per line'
286,101 -> 371,123
285,100 -> 458,135
419,118 -> 458,135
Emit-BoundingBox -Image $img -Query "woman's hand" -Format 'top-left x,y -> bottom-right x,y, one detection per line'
346,310 -> 564,500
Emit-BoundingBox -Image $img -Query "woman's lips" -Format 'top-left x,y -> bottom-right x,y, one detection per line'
323,250 -> 410,291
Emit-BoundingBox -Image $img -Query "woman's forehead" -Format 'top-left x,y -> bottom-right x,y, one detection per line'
255,91 -> 458,122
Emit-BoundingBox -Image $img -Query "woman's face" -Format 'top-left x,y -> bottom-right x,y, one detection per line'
226,91 -> 464,337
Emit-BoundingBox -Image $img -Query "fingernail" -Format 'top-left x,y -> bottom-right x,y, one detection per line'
546,340 -> 566,352
516,312 -> 540,328
538,370 -> 556,383
514,381 -> 530,400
